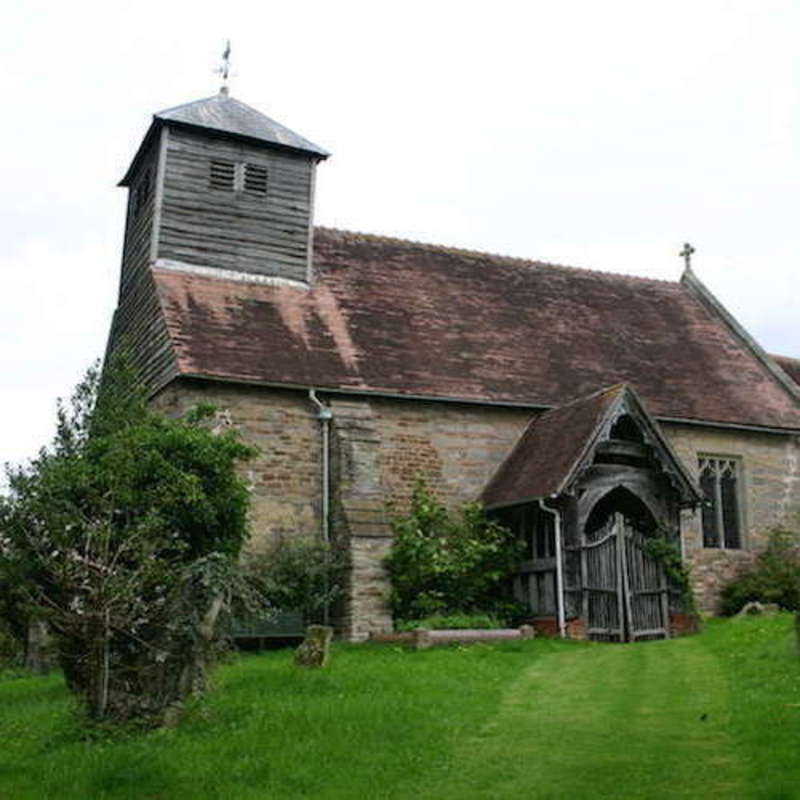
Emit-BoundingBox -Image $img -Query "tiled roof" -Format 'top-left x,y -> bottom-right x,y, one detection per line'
156,93 -> 329,157
480,385 -> 624,507
479,384 -> 703,508
773,354 -> 800,388
150,228 -> 800,430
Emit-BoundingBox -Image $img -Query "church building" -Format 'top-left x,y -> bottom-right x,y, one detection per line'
107,87 -> 800,642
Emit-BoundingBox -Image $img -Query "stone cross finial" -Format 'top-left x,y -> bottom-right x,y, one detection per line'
680,242 -> 696,271
216,40 -> 232,95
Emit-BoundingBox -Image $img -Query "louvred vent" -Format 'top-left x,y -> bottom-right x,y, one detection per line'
210,159 -> 236,191
244,163 -> 268,196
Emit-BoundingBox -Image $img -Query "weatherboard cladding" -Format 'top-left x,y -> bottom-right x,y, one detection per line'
107,269 -> 178,393
148,228 -> 800,431
119,135 -> 159,301
158,127 -> 314,283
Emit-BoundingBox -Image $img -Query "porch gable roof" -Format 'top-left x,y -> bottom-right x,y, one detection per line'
480,383 -> 702,510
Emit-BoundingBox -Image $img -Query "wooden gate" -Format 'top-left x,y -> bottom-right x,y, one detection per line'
584,513 -> 669,641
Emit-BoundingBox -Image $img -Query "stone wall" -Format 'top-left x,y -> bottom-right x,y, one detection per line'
153,380 -> 322,552
663,422 -> 800,612
371,397 -> 532,509
152,381 -> 533,639
330,397 -> 531,640
152,379 -> 800,632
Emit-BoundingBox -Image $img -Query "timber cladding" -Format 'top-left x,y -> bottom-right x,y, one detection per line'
106,269 -> 178,394
158,127 -> 315,283
119,136 -> 159,301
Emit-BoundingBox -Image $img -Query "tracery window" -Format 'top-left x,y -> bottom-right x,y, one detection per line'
698,457 -> 742,549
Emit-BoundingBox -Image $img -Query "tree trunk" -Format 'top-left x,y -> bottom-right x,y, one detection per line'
177,594 -> 224,701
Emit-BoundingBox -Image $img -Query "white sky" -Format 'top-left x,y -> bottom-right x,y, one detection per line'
1,0 -> 798,476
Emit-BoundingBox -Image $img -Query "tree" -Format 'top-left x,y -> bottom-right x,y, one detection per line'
0,360 -> 257,724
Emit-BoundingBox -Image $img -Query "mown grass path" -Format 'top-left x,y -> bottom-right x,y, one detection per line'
423,638 -> 748,799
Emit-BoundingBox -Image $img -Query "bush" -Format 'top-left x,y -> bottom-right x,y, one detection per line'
720,526 -> 800,616
245,535 -> 346,625
0,619 -> 21,668
0,360 -> 258,724
385,480 -> 523,624
395,614 -> 504,632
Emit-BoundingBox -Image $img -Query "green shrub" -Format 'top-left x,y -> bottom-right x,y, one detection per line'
385,480 -> 524,624
245,535 -> 346,625
0,360 -> 258,724
720,526 -> 800,615
395,614 -> 504,632
642,534 -> 696,612
0,620 -> 21,668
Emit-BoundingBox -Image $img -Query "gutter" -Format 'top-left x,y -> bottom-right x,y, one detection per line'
539,498 -> 566,639
169,374 -> 800,437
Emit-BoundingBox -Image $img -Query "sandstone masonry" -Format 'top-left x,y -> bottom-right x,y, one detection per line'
154,379 -> 800,638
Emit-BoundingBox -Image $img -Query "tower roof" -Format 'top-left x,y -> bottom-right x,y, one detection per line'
155,92 -> 329,158
120,91 -> 328,186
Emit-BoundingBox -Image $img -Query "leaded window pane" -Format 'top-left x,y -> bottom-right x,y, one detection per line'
721,472 -> 741,548
698,457 -> 742,550
699,467 -> 719,547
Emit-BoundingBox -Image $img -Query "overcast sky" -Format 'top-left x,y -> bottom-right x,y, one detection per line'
1,0 -> 797,475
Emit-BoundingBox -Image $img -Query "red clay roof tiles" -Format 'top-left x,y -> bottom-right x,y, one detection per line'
480,385 -> 624,507
152,228 -> 800,431
773,354 -> 800,389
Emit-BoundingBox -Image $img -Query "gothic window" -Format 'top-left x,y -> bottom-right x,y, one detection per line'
698,457 -> 742,549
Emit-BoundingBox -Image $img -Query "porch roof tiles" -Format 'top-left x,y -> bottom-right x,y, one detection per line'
480,385 -> 625,508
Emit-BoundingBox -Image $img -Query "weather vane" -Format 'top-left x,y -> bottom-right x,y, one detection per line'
216,40 -> 232,94
679,242 -> 695,271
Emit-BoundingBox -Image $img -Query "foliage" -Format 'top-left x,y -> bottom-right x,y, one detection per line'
642,534 -> 696,612
0,358 -> 257,724
245,535 -> 346,625
395,613 -> 504,632
385,479 -> 524,623
0,618 -> 21,668
719,526 -> 800,615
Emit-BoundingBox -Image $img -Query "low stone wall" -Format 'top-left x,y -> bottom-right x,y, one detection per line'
370,626 -> 535,649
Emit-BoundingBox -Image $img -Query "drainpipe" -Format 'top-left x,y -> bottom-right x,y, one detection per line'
308,390 -> 332,545
539,498 -> 566,639
308,390 -> 333,625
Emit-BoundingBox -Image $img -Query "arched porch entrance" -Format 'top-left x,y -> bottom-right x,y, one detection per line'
582,487 -> 669,641
482,383 -> 704,642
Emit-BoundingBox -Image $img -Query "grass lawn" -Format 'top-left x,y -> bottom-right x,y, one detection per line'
0,615 -> 798,799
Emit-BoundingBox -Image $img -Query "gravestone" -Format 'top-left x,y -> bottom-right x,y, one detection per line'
294,625 -> 334,668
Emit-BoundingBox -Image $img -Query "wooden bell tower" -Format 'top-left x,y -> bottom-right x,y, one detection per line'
117,90 -> 329,301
